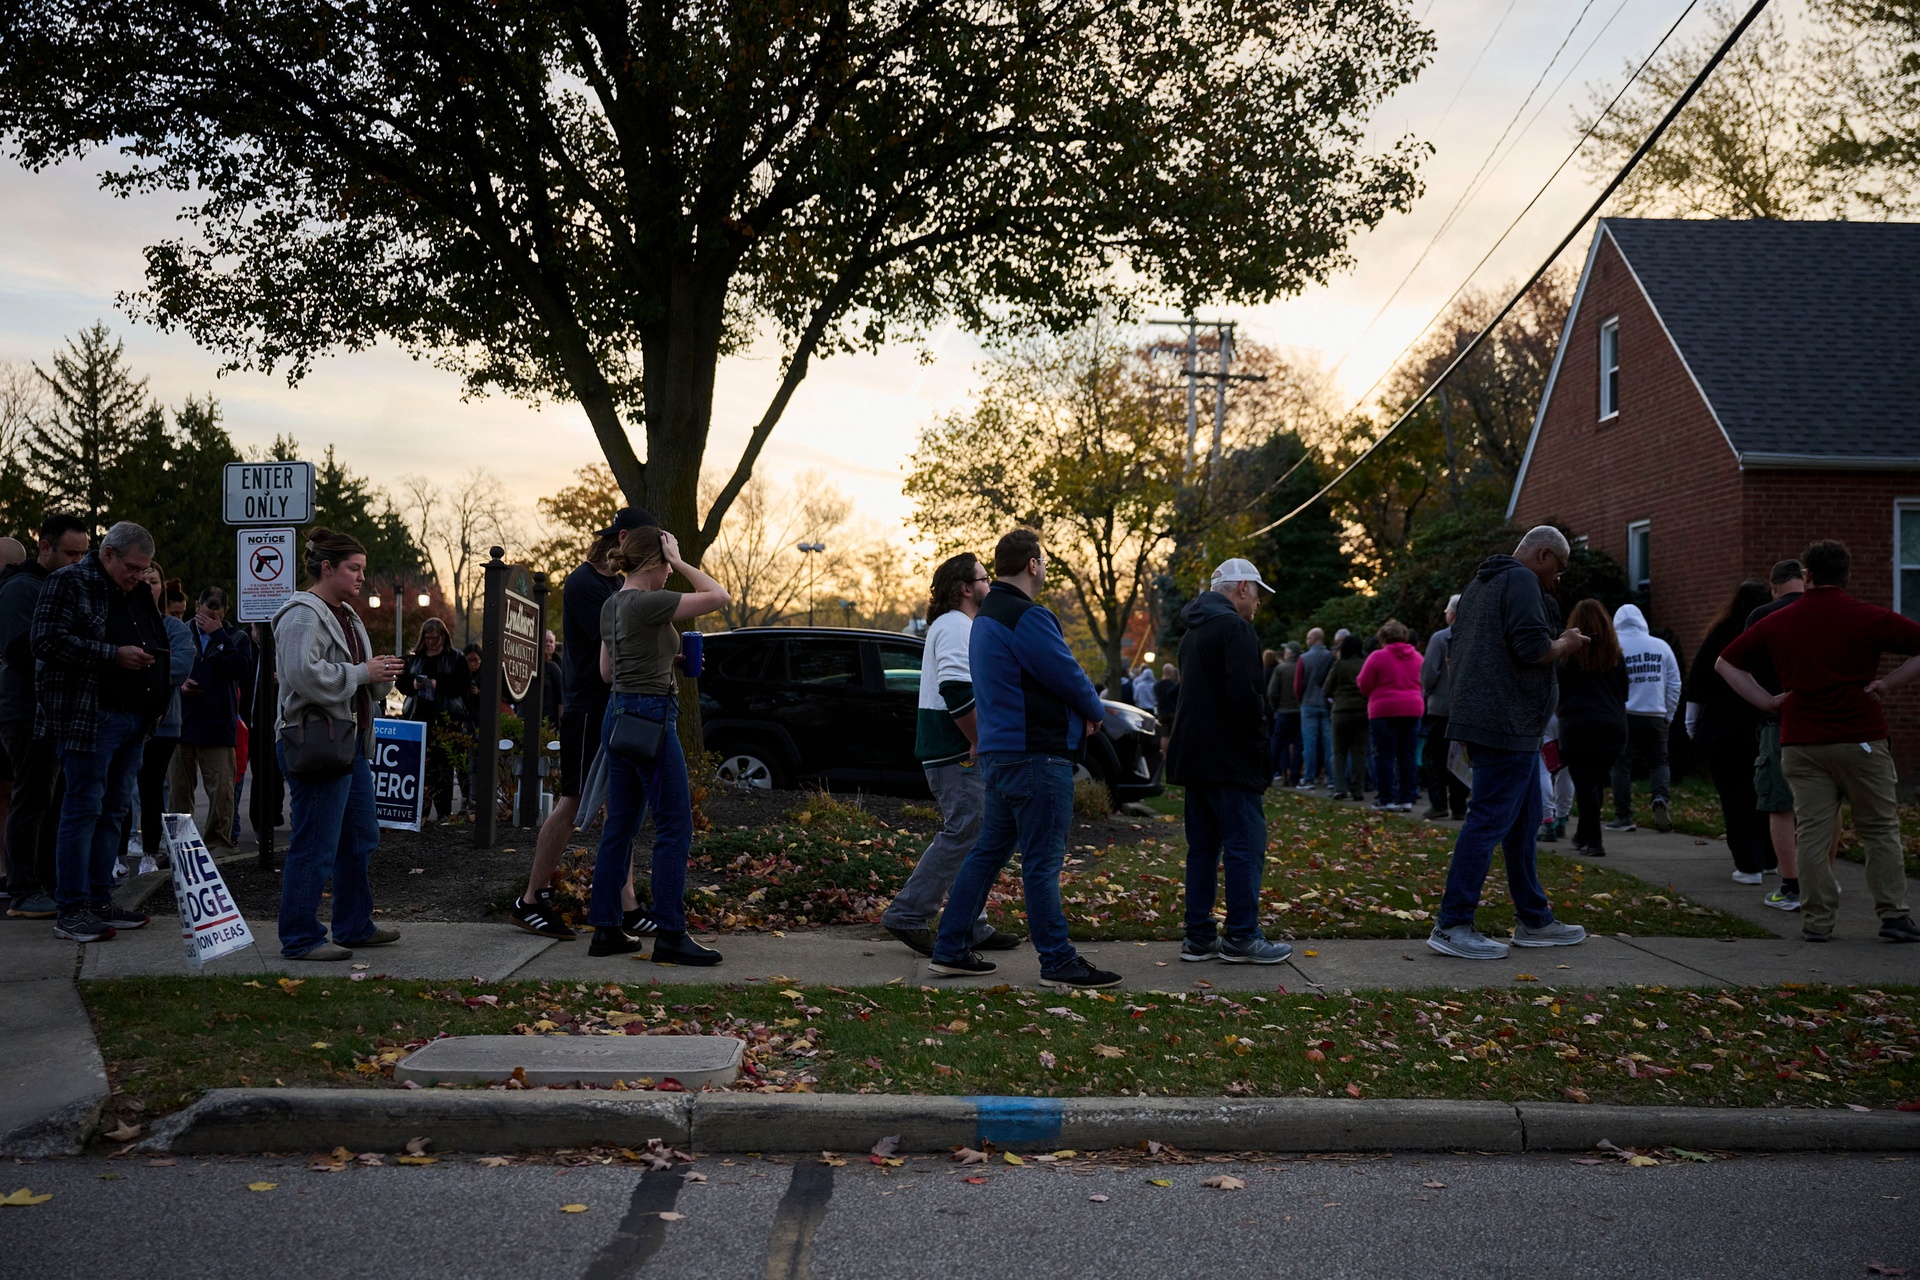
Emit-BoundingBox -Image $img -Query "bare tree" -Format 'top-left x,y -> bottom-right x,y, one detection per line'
700,470 -> 854,629
0,359 -> 45,461
401,468 -> 523,642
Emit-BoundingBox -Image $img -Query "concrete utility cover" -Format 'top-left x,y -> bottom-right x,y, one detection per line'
393,1035 -> 743,1088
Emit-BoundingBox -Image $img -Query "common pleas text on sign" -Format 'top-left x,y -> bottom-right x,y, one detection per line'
223,461 -> 315,525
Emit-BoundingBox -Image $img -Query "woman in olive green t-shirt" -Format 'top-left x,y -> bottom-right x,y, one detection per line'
587,528 -> 731,964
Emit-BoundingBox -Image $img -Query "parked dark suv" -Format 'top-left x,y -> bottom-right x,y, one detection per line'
696,626 -> 1164,805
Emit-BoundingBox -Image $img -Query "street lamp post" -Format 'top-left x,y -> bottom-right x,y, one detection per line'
796,540 -> 826,626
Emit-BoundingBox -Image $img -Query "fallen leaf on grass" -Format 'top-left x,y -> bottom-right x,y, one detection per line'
0,1188 -> 52,1206
560,1204 -> 588,1214
1563,1088 -> 1591,1104
102,1121 -> 142,1143
247,1182 -> 277,1192
476,1157 -> 512,1168
1200,1176 -> 1246,1190
1345,1084 -> 1362,1098
1039,1051 -> 1057,1069
1091,1044 -> 1125,1059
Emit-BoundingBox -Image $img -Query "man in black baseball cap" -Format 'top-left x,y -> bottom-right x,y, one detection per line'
597,507 -> 659,539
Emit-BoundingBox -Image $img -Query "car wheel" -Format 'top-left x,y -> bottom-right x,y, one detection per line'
715,749 -> 783,791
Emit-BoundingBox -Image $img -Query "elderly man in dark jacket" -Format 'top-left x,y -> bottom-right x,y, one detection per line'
1165,558 -> 1292,965
1429,527 -> 1590,961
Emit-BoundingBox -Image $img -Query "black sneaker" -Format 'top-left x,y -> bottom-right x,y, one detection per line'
622,907 -> 660,938
92,901 -> 150,931
587,927 -> 644,956
1180,936 -> 1220,962
650,931 -> 722,966
1651,799 -> 1673,833
886,924 -> 935,956
1802,929 -> 1833,944
1039,957 -> 1123,991
973,929 -> 1025,951
510,894 -> 577,940
928,952 -> 997,977
53,909 -> 116,943
1878,915 -> 1920,943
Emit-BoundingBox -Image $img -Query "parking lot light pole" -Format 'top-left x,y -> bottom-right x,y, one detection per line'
796,540 -> 826,625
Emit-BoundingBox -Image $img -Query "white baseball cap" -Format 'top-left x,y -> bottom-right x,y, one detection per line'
1211,558 -> 1274,593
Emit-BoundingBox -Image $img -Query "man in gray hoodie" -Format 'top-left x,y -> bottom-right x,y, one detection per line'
1429,527 -> 1590,961
1292,628 -> 1335,789
1608,603 -> 1681,833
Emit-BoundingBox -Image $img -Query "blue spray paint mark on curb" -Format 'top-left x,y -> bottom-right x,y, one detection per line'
969,1096 -> 1065,1147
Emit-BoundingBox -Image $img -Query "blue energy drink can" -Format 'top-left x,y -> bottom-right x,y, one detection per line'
680,629 -> 704,679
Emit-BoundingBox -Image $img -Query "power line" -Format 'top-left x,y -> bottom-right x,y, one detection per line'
1243,0 -> 1769,541
1434,0 -> 1524,131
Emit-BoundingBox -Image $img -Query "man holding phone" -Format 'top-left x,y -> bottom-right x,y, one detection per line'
31,521 -> 168,943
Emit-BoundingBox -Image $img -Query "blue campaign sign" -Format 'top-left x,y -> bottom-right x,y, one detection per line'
372,717 -> 427,832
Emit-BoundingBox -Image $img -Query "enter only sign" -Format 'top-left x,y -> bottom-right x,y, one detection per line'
223,461 -> 314,525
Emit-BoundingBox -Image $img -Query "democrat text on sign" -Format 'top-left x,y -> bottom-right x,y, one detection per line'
164,813 -> 255,968
372,717 -> 427,831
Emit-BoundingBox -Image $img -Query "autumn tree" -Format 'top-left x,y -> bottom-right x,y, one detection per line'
529,462 -> 624,578
401,468 -> 523,640
699,470 -> 856,630
0,0 -> 1433,561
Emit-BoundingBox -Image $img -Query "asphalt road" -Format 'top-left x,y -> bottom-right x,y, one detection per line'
1,1150 -> 1915,1278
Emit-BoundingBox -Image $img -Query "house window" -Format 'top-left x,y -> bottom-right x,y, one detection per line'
1599,317 -> 1621,420
1898,502 -> 1920,620
1627,519 -> 1651,597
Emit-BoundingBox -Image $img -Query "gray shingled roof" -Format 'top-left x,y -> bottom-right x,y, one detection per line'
1602,218 -> 1920,464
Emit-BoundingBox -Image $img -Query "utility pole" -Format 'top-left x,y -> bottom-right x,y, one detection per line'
1150,318 -> 1266,488
1209,322 -> 1234,481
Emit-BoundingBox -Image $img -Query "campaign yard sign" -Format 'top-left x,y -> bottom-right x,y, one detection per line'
373,717 -> 427,832
164,813 -> 255,968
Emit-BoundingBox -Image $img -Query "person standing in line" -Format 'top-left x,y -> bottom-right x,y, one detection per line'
1358,619 -> 1424,812
126,565 -> 193,871
0,536 -> 24,582
1555,599 -> 1629,858
398,617 -> 467,823
1537,717 -> 1574,843
586,528 -> 731,962
1293,627 -> 1335,789
0,515 -> 90,919
928,529 -> 1122,990
1132,664 -> 1157,714
33,521 -> 167,942
1686,580 -> 1775,884
1167,559 -> 1293,965
271,528 -> 403,960
881,553 -> 1024,957
1421,594 -> 1468,819
1267,643 -> 1302,787
1153,662 -> 1181,748
1607,604 -> 1681,833
170,586 -> 252,854
516,628 -> 562,729
513,507 -> 658,940
1743,560 -> 1807,910
1323,634 -> 1368,802
1429,527 -> 1591,960
1717,539 -> 1920,943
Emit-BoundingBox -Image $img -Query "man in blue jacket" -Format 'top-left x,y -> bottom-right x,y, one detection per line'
928,529 -> 1122,991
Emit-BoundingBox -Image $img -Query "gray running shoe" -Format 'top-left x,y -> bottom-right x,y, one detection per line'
1427,924 -> 1509,960
1761,888 -> 1800,912
1220,934 -> 1293,964
1603,819 -> 1636,832
1512,919 -> 1587,947
1180,937 -> 1221,962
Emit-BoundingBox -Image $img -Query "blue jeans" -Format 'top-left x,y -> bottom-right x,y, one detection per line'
278,740 -> 380,956
1183,784 -> 1267,941
1369,716 -> 1420,806
1437,744 -> 1554,931
932,752 -> 1079,972
1300,705 -> 1331,785
590,693 -> 691,933
54,710 -> 148,910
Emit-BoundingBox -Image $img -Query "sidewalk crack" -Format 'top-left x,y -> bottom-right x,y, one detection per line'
1609,935 -> 1732,986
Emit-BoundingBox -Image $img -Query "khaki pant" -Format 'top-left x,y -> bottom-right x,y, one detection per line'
169,745 -> 237,851
1780,739 -> 1909,934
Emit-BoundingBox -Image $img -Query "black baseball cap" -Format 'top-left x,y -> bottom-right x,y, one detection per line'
1769,558 -> 1804,584
597,507 -> 659,538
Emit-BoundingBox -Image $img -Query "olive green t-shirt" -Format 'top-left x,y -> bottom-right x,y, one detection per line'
600,589 -> 681,696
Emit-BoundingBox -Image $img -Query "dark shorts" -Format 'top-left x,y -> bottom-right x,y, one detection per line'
1754,721 -> 1793,813
558,699 -> 607,799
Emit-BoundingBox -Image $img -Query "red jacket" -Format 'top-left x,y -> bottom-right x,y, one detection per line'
1720,585 -> 1920,746
1357,642 -> 1425,719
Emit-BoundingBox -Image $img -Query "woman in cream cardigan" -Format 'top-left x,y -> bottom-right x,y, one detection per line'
270,528 -> 402,960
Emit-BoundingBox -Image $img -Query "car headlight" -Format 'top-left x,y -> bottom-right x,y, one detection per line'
1101,701 -> 1155,737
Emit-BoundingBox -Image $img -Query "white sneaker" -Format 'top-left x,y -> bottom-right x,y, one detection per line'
1731,870 -> 1763,885
1427,924 -> 1510,960
1512,920 -> 1588,947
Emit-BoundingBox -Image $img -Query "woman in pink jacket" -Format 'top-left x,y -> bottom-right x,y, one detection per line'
1357,619 -> 1425,812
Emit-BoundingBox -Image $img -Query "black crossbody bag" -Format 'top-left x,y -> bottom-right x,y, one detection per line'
605,600 -> 672,763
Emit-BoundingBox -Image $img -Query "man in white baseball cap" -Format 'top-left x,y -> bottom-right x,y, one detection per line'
1163,557 -> 1289,964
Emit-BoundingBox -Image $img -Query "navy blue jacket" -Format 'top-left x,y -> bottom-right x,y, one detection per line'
969,582 -> 1105,757
178,623 -> 254,747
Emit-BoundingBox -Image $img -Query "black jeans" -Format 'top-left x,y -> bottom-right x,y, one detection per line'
1703,727 -> 1773,874
1,721 -> 62,898
1565,748 -> 1615,852
1331,710 -> 1369,797
1612,713 -> 1672,819
1269,711 -> 1301,785
126,735 -> 176,856
1422,716 -> 1468,814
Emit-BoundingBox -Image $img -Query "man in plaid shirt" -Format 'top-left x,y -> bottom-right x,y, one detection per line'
31,521 -> 166,942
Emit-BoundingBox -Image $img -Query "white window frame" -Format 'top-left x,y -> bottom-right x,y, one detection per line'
1897,499 -> 1920,619
1627,519 -> 1651,596
1599,316 -> 1621,420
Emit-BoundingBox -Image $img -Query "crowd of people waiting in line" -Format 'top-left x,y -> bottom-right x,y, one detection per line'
3,509 -> 1915,973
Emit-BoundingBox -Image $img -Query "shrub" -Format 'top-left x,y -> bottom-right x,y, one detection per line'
1073,777 -> 1112,819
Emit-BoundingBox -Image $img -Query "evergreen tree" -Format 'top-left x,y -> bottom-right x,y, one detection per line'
27,322 -> 162,534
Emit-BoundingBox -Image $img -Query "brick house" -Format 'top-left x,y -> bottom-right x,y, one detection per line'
1507,218 -> 1920,769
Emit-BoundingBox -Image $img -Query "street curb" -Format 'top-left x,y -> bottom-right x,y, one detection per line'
137,1089 -> 1920,1155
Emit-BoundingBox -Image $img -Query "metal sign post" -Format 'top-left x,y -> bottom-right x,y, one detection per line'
516,572 -> 549,827
473,547 -> 509,848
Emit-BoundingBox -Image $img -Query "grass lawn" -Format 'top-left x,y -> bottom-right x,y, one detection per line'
541,788 -> 1768,943
1642,776 -> 1920,881
83,975 -> 1920,1130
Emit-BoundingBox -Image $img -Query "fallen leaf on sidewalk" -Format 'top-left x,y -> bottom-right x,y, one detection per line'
396,1156 -> 438,1166
0,1189 -> 52,1207
1423,1181 -> 1446,1189
963,1177 -> 987,1186
820,1154 -> 847,1167
1147,1179 -> 1172,1187
1088,1194 -> 1110,1203
657,1212 -> 685,1221
308,1159 -> 347,1173
476,1157 -> 512,1168
1200,1176 -> 1246,1190
560,1204 -> 588,1213
1002,1153 -> 1025,1166
102,1121 -> 142,1143
1626,1156 -> 1659,1168
1514,974 -> 1538,982
951,1148 -> 987,1165
247,1182 -> 277,1192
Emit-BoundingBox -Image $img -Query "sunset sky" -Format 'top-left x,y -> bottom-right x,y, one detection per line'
0,0 -> 1732,546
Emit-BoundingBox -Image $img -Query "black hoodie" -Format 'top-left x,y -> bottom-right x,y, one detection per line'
1445,554 -> 1558,753
1165,590 -> 1268,791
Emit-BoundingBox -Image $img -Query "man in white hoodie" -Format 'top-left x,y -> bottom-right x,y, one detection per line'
1609,603 -> 1682,833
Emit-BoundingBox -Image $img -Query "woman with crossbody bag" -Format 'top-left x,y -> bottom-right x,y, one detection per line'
270,528 -> 403,960
587,527 -> 731,961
